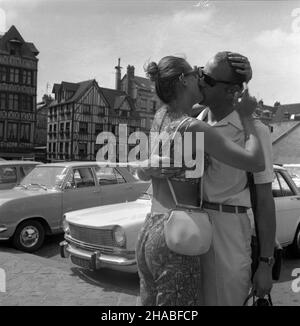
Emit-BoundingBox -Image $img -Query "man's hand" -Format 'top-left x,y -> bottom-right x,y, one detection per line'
252,263 -> 273,298
234,83 -> 257,117
228,52 -> 252,83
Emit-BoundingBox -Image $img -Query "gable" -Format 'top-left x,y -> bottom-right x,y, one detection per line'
0,25 -> 38,58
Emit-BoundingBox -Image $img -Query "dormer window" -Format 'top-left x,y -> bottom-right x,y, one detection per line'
9,38 -> 22,56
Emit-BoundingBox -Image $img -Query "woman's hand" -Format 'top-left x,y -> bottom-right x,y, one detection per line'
228,52 -> 252,83
234,83 -> 258,118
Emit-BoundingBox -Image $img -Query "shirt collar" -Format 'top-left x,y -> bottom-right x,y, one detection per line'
197,109 -> 243,131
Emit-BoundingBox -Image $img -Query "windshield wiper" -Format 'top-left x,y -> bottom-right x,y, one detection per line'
28,183 -> 48,191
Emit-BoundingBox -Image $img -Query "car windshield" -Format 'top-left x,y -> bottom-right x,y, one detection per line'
20,166 -> 67,189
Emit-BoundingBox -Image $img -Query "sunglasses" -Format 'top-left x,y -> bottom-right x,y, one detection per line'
197,66 -> 236,87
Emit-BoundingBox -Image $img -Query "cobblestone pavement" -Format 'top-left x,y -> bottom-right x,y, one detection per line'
0,248 -> 140,306
0,247 -> 299,306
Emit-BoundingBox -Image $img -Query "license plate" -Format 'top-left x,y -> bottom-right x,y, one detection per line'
71,255 -> 91,269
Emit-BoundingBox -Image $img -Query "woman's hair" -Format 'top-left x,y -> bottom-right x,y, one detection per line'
144,56 -> 192,104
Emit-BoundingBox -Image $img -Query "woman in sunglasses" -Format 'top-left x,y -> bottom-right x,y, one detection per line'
135,55 -> 264,306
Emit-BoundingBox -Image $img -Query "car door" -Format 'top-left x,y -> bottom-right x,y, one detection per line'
273,170 -> 300,245
62,166 -> 101,213
95,166 -> 134,206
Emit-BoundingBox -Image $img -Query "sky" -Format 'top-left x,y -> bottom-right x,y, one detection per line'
0,0 -> 299,105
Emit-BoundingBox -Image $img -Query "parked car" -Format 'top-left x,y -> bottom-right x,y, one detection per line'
0,160 -> 41,190
0,161 -> 149,252
283,164 -> 300,189
60,165 -> 300,273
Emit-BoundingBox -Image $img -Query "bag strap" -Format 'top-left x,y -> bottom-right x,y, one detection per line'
167,117 -> 204,209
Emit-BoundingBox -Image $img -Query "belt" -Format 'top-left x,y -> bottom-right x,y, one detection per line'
202,201 -> 248,213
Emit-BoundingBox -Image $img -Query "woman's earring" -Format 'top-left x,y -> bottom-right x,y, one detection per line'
179,73 -> 187,85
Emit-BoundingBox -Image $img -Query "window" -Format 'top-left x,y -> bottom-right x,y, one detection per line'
78,143 -> 87,159
272,172 -> 294,197
65,142 -> 69,155
20,123 -> 31,142
0,93 -> 6,110
59,142 -> 63,153
68,168 -> 95,188
0,66 -> 7,82
9,94 -> 19,110
22,70 -> 33,86
82,105 -> 91,115
9,68 -> 19,83
0,167 -> 17,184
0,121 -> 4,139
79,122 -> 88,134
48,143 -> 52,153
141,119 -> 146,128
95,123 -> 102,135
140,98 -> 147,110
7,122 -> 18,141
94,166 -> 118,186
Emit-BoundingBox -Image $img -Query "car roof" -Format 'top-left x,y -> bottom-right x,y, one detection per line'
0,160 -> 41,166
35,161 -> 131,168
282,164 -> 300,167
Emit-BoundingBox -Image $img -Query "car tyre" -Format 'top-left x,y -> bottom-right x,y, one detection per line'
12,220 -> 45,253
289,225 -> 300,258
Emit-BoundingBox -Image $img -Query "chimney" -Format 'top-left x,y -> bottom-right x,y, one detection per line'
127,65 -> 135,99
115,58 -> 122,91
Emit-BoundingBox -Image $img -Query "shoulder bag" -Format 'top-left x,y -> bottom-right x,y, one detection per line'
163,117 -> 213,256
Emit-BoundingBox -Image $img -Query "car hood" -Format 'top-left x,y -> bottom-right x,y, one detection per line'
66,199 -> 151,228
0,188 -> 58,205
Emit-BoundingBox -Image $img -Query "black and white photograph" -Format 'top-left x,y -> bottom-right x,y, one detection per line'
0,0 -> 300,309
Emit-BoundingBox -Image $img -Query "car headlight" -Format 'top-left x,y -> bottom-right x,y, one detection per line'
62,216 -> 70,234
113,226 -> 126,247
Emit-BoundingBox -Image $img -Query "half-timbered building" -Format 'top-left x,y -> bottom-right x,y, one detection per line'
0,25 -> 39,159
47,79 -> 140,161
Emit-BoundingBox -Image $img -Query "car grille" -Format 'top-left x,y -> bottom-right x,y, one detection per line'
69,224 -> 117,248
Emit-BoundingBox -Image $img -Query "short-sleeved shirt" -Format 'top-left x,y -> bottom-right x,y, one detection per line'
197,109 -> 274,207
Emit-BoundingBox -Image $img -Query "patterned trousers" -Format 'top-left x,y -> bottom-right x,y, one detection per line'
136,212 -> 203,306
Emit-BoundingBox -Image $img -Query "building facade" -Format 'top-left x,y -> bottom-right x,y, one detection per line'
0,25 -> 39,160
117,59 -> 161,133
47,79 -> 141,162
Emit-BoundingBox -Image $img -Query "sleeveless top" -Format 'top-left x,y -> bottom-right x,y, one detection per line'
150,107 -> 203,213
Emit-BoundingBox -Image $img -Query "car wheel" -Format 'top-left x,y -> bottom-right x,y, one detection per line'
289,225 -> 300,258
12,220 -> 45,253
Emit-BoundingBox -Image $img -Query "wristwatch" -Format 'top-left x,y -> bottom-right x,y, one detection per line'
259,256 -> 275,266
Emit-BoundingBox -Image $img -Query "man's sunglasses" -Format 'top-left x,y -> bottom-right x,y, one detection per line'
197,66 -> 236,87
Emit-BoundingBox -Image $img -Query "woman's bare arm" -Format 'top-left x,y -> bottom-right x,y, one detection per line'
188,118 -> 265,172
